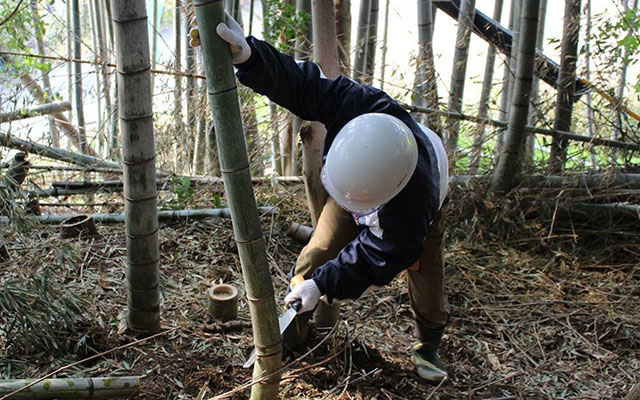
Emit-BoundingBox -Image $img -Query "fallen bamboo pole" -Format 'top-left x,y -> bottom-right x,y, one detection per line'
403,103 -> 640,152
0,102 -> 72,123
0,376 -> 140,399
451,173 -> 640,190
0,164 -> 124,174
0,207 -> 278,224
0,131 -> 121,169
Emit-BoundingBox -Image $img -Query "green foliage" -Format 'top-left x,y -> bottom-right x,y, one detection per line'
0,0 -> 54,75
166,176 -> 195,209
592,7 -> 640,92
262,0 -> 309,54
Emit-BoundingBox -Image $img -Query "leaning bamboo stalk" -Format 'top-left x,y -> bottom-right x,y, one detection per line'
402,103 -> 640,152
0,131 -> 121,169
193,2 -> 282,399
548,0 -> 581,173
0,376 -> 141,399
451,173 -> 640,190
0,102 -> 72,123
0,207 -> 278,224
444,0 -> 475,164
29,0 -> 60,148
112,0 -> 161,333
468,0 -> 503,174
491,0 -> 539,192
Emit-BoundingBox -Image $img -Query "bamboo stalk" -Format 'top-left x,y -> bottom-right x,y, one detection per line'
548,0 -> 581,173
174,0 -> 186,172
496,0 -> 519,157
379,0 -> 389,89
335,0 -> 351,75
0,102 -> 72,123
584,0 -> 596,167
0,131 -> 121,169
93,0 -> 112,158
611,0 -> 638,166
491,0 -> 539,192
444,0 -> 475,164
0,376 -> 141,399
29,0 -> 60,148
71,0 -> 88,154
401,103 -> 640,152
468,0 -> 503,174
112,0 -> 161,333
185,0 -> 197,171
525,0 -> 547,162
353,0 -> 370,83
0,208 -> 278,224
88,0 -> 104,155
363,0 -> 379,85
412,0 -> 438,126
150,0 -> 159,98
193,1 -> 282,398
451,173 -> 640,190
310,0 -> 341,330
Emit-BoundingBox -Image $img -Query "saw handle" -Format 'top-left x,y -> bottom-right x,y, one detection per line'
291,299 -> 302,312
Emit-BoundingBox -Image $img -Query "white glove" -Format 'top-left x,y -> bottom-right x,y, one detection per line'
216,12 -> 251,65
284,279 -> 321,314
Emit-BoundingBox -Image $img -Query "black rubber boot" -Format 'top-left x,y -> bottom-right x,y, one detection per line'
411,322 -> 448,384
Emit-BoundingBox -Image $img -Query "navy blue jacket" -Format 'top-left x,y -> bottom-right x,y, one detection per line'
236,37 -> 442,302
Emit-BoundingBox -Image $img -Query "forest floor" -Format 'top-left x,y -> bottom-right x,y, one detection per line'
1,182 -> 639,399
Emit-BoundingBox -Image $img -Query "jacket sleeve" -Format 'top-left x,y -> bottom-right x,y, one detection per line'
235,36 -> 406,135
311,183 -> 434,301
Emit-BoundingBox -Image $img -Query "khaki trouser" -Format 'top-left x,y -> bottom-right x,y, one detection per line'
295,197 -> 450,330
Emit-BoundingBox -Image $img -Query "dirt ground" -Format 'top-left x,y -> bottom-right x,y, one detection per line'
1,183 -> 638,399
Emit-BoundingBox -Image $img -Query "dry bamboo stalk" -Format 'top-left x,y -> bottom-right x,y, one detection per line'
193,1 -> 282,398
0,207 -> 278,224
412,0 -> 438,126
0,131 -> 121,169
0,102 -> 71,123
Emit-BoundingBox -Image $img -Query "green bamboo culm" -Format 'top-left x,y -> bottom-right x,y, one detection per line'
193,1 -> 282,399
111,0 -> 161,333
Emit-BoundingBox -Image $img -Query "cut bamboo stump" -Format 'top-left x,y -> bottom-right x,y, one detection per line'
0,376 -> 140,399
207,283 -> 239,320
286,222 -> 313,244
60,215 -> 99,238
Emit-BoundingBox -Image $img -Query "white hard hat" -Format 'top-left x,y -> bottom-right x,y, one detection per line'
321,113 -> 418,215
